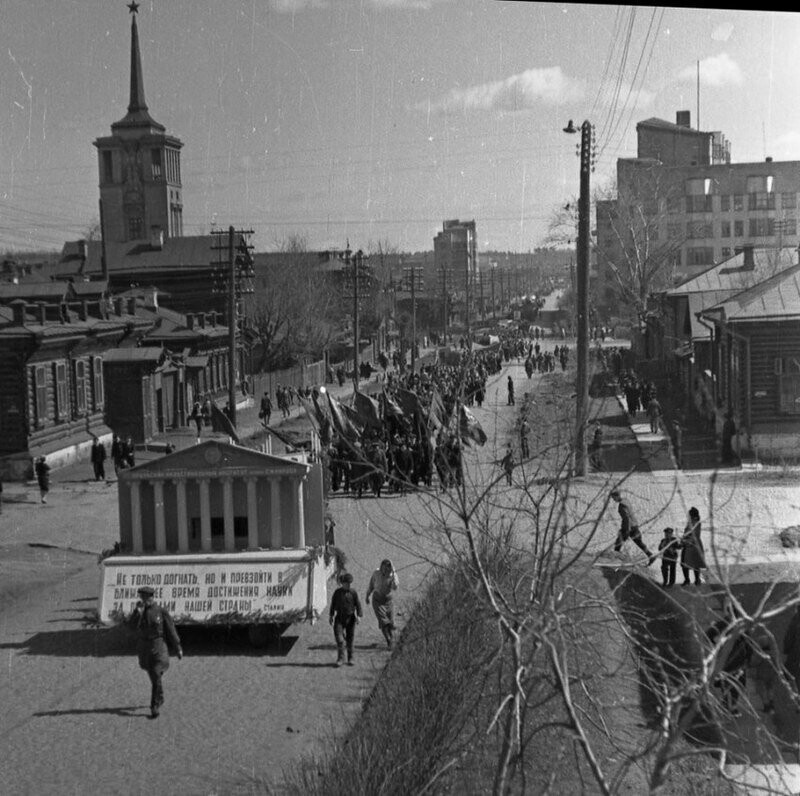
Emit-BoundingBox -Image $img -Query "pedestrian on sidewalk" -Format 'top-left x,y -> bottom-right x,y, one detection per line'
589,422 -> 604,470
128,585 -> 183,718
191,401 -> 203,438
366,559 -> 399,649
90,437 -> 107,481
111,434 -> 124,475
646,393 -> 663,434
610,489 -> 654,564
34,456 -> 50,503
500,444 -> 515,485
680,506 -> 707,585
657,527 -> 680,586
507,375 -> 515,406
259,392 -> 272,426
329,572 -> 362,666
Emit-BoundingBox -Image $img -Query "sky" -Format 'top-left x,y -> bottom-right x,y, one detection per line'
1,1 -> 799,255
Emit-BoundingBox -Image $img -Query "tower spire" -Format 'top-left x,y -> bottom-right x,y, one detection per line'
127,1 -> 147,114
112,1 -> 164,131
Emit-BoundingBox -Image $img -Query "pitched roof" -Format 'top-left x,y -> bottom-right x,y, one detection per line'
701,263 -> 800,323
103,347 -> 164,363
0,282 -> 72,302
668,248 -> 797,296
637,117 -> 707,135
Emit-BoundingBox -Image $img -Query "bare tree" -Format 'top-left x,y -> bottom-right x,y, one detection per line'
249,235 -> 337,371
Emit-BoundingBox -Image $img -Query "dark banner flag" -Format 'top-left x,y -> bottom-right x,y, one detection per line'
210,402 -> 240,444
459,404 -> 487,446
327,392 -> 360,441
353,390 -> 383,431
381,390 -> 405,419
395,388 -> 423,421
300,395 -> 325,440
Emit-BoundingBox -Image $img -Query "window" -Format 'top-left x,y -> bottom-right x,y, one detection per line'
93,356 -> 104,409
749,217 -> 775,237
782,192 -> 797,210
128,217 -> 143,240
734,220 -> 744,237
687,247 -> 714,266
733,194 -> 744,211
687,221 -> 712,239
721,247 -> 732,259
55,362 -> 68,421
780,217 -> 798,236
686,195 -> 713,213
75,360 -> 86,414
720,194 -> 731,211
103,151 -> 114,183
747,175 -> 774,193
667,223 -> 682,239
720,220 -> 731,238
151,148 -> 162,179
748,192 -> 776,211
34,365 -> 48,426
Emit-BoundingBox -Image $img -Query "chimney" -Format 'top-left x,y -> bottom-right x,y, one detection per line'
114,297 -> 125,316
676,110 -> 691,128
186,312 -> 195,330
197,313 -> 206,329
79,299 -> 89,321
78,239 -> 87,260
150,226 -> 164,250
10,299 -> 26,326
144,286 -> 159,309
766,156 -> 773,163
127,297 -> 137,315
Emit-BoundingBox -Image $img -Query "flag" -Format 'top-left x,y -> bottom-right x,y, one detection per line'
380,390 -> 404,419
299,395 -> 324,437
396,388 -> 423,421
327,392 -> 360,441
353,390 -> 383,431
427,387 -> 447,433
459,403 -> 487,446
210,402 -> 240,444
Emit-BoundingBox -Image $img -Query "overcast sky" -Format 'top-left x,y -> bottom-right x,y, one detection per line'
1,1 -> 798,254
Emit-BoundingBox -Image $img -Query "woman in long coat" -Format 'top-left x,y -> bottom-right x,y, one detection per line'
681,506 -> 707,585
366,559 -> 399,649
34,456 -> 50,503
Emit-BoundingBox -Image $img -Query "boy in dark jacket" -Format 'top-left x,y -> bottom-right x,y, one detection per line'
329,573 -> 363,666
658,527 -> 680,587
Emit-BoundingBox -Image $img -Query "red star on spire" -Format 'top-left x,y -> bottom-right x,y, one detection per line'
127,1 -> 139,14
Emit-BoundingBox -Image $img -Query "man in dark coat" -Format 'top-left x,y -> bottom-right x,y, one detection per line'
329,573 -> 363,666
90,437 -> 107,481
129,585 -> 182,718
34,456 -> 50,503
610,489 -> 654,564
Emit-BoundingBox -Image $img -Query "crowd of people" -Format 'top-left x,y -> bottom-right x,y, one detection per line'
323,346 -> 502,497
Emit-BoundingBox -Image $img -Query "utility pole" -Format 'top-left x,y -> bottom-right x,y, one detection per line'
479,270 -> 484,321
491,263 -> 496,319
211,226 -> 254,430
410,265 -> 417,373
564,119 -> 594,476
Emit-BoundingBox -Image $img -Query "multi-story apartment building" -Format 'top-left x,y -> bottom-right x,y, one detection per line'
595,111 -> 800,316
433,220 -> 477,328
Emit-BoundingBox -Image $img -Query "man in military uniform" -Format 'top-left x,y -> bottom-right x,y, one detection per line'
610,489 -> 654,564
129,585 -> 183,718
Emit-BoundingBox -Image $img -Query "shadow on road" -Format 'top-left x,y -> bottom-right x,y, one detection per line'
0,626 -> 299,657
34,705 -> 145,718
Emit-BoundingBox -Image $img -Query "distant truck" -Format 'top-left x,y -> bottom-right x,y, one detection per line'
98,440 -> 335,643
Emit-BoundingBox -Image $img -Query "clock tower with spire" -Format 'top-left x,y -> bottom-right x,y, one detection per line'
94,2 -> 184,244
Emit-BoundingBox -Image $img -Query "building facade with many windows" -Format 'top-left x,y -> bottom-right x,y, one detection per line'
596,112 -> 800,314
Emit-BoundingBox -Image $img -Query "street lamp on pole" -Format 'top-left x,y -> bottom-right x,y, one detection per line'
563,118 -> 594,477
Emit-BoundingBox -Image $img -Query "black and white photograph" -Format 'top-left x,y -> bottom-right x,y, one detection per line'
2,1 -> 800,793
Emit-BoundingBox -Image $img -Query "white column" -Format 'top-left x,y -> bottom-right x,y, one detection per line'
246,477 -> 259,550
174,479 -> 189,552
270,478 -> 281,548
223,476 -> 235,552
199,478 -> 212,552
152,479 -> 167,553
295,478 -> 306,548
130,480 -> 143,553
